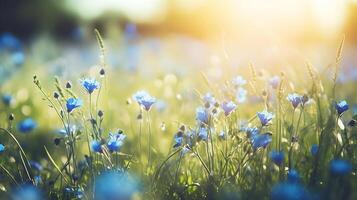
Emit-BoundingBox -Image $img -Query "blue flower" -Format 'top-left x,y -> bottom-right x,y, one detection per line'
80,78 -> 100,94
270,151 -> 285,165
221,101 -> 237,116
287,93 -> 303,109
94,171 -> 139,200
0,33 -> 22,51
287,169 -> 300,183
64,187 -> 84,199
12,51 -> 25,65
202,93 -> 216,106
0,144 -> 5,152
140,95 -> 156,111
132,90 -> 156,111
17,118 -> 37,133
12,184 -> 43,200
66,98 -> 82,113
257,110 -> 274,126
271,182 -> 310,200
173,132 -> 184,148
335,100 -> 349,115
198,127 -> 208,141
251,133 -> 272,150
244,126 -> 260,138
107,132 -> 126,152
2,94 -> 13,106
310,144 -> 318,156
91,140 -> 103,153
330,159 -> 352,176
196,107 -> 209,124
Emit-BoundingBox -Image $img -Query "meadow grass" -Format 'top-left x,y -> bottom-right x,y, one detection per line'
0,32 -> 356,200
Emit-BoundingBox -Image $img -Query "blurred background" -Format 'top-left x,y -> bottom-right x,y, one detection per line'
1,0 -> 357,71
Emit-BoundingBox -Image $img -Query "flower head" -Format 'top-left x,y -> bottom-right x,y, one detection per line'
2,93 -> 13,106
221,101 -> 237,116
270,150 -> 285,165
287,169 -> 300,183
0,144 -> 5,152
12,184 -> 43,200
310,144 -> 318,156
107,132 -> 126,152
287,93 -> 303,109
335,100 -> 349,115
80,78 -> 100,94
173,131 -> 184,148
91,140 -> 102,153
330,159 -> 352,176
94,171 -> 139,200
202,93 -> 216,107
257,110 -> 274,126
250,133 -> 272,150
243,126 -> 260,138
66,98 -> 82,113
271,182 -> 309,200
196,107 -> 209,124
132,90 -> 156,111
198,127 -> 208,141
17,118 -> 37,133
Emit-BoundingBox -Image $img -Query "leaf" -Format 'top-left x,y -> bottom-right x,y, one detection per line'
337,118 -> 345,130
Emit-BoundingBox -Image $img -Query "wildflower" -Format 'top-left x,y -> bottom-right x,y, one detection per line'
269,76 -> 280,89
17,118 -> 37,133
271,182 -> 310,200
202,93 -> 216,106
221,101 -> 237,116
243,126 -> 260,138
287,93 -> 303,109
12,184 -> 43,200
80,78 -> 100,94
0,144 -> 5,152
287,169 -> 300,183
330,159 -> 352,176
310,144 -> 318,156
94,171 -> 139,200
107,132 -> 126,152
173,131 -> 184,148
270,151 -> 285,165
64,187 -> 84,199
335,100 -> 349,115
132,90 -> 150,103
232,76 -> 247,87
132,90 -> 156,111
2,93 -> 12,106
257,110 -> 274,126
198,127 -> 208,141
66,98 -> 82,113
196,107 -> 209,124
91,140 -> 102,153
236,87 -> 247,103
139,95 -> 156,111
251,133 -> 272,150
